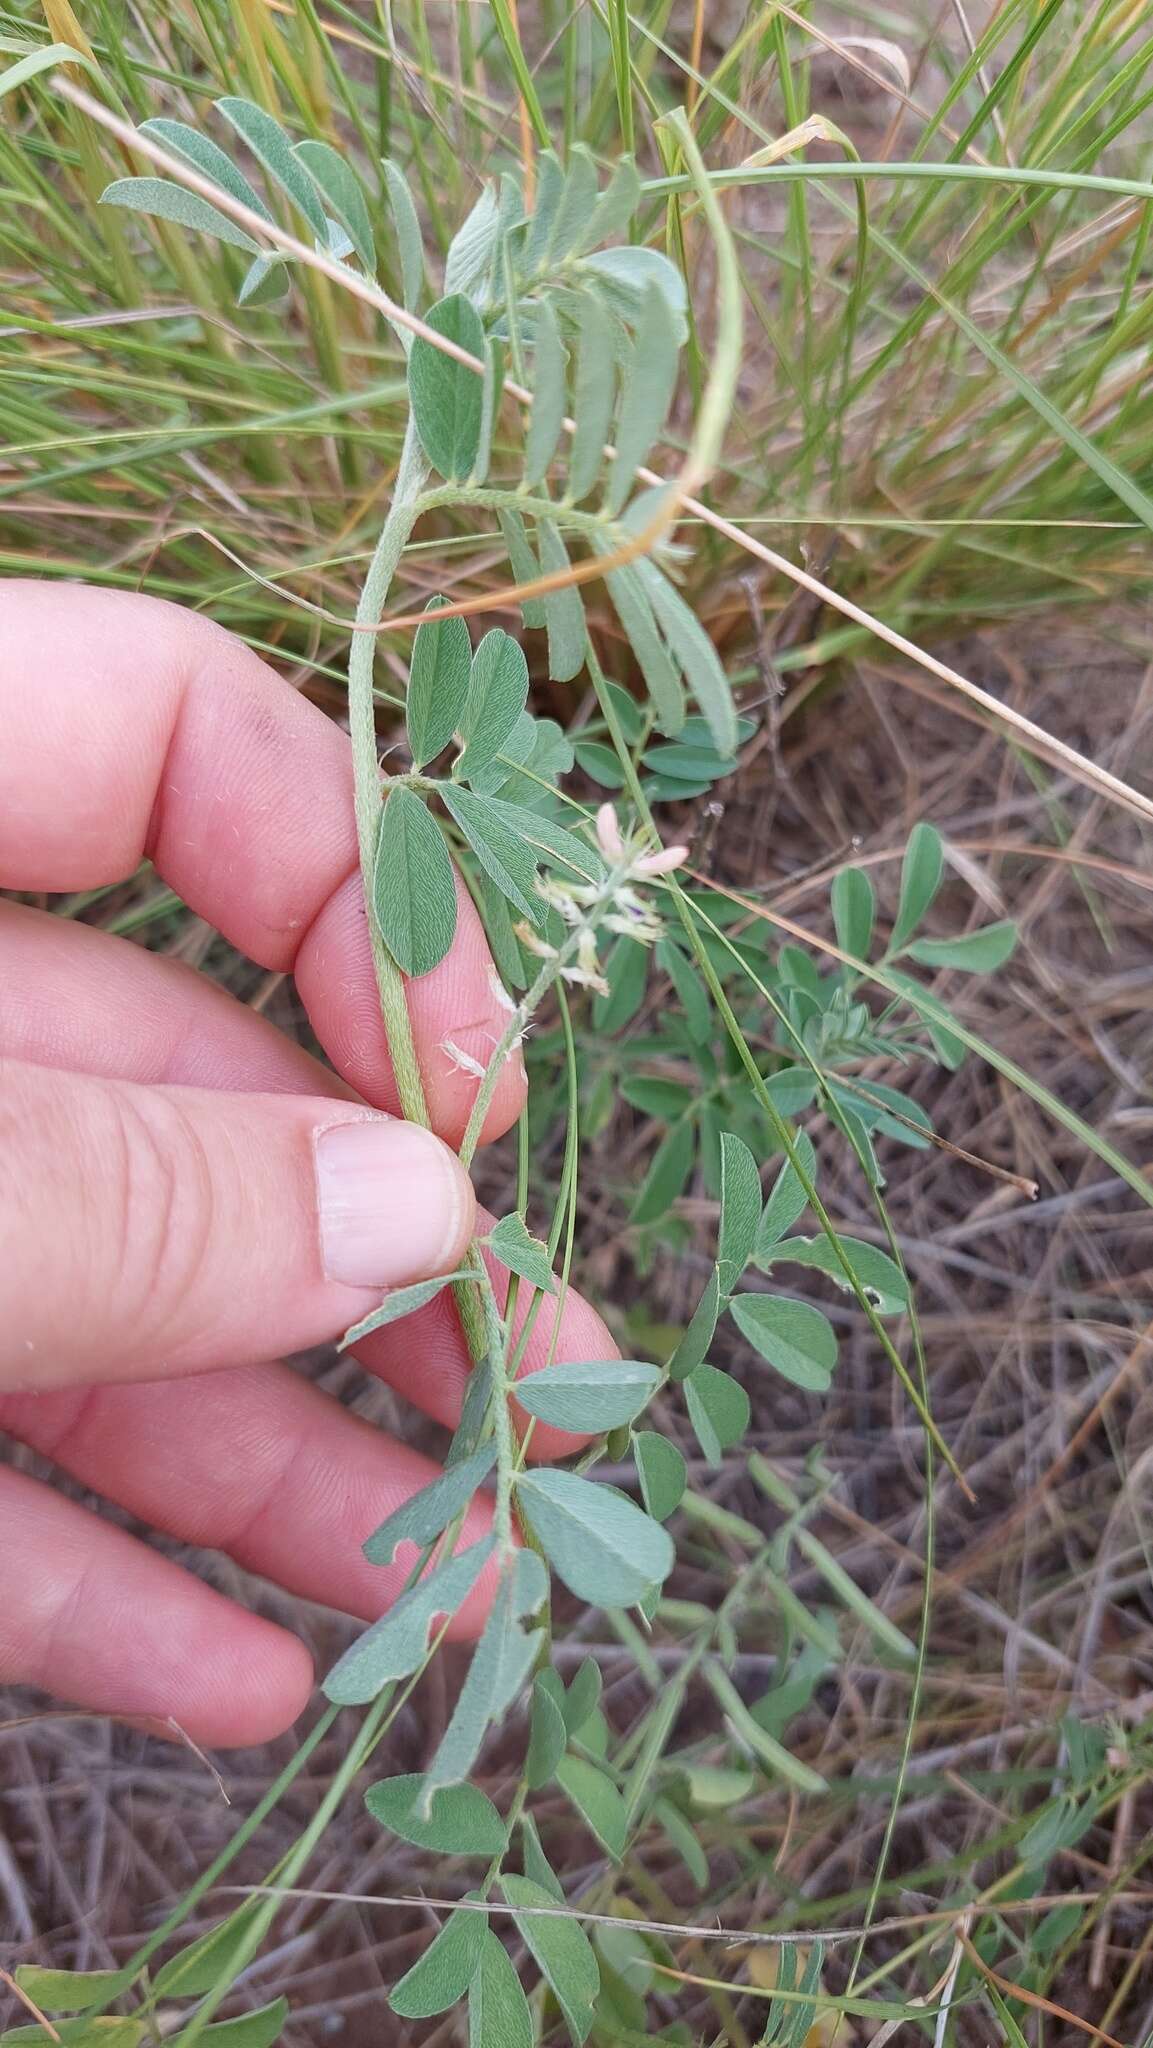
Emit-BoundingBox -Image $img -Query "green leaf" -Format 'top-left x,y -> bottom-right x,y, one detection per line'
486,1211 -> 556,1293
635,561 -> 737,757
382,158 -> 424,309
425,1551 -> 548,1793
502,1875 -> 600,2046
362,1444 -> 497,1566
366,1773 -> 506,1855
574,737 -> 625,787
516,1468 -> 674,1607
521,1810 -> 566,1898
498,508 -> 546,629
831,866 -> 875,962
754,1133 -> 817,1259
527,1669 -> 568,1788
372,786 -> 458,977
525,151 -> 565,271
906,920 -> 1018,972
152,1901 -> 267,1997
538,520 -> 587,682
891,821 -> 944,951
12,1968 -> 138,2015
634,1430 -> 686,1521
548,146 -> 600,263
472,333 -> 503,485
457,629 -> 530,780
236,253 -> 288,306
293,139 -> 375,272
408,597 -> 472,769
443,783 -> 544,922
653,1797 -> 708,1888
605,565 -> 684,735
621,1077 -> 694,1119
445,184 -> 500,299
767,1235 -> 909,1316
668,1266 -> 721,1383
196,2001 -> 288,2048
515,1359 -> 661,1434
562,1655 -> 602,1734
574,157 -> 642,256
215,98 -> 327,240
138,117 -> 272,221
581,245 -> 688,342
631,1117 -> 694,1226
556,1755 -> 628,1860
569,292 -> 616,502
684,1763 -> 755,1808
340,1271 -> 471,1349
606,284 -> 679,516
718,1132 -> 761,1289
525,298 -> 567,488
730,1295 -> 838,1392
455,786 -> 600,890
468,1931 -> 533,2048
324,1537 -> 494,1703
390,1904 -> 487,2019
704,1663 -> 827,1794
409,293 -> 486,480
99,178 -> 262,254
684,1365 -> 750,1465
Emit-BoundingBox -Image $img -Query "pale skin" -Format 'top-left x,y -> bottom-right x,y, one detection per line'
0,583 -> 617,1748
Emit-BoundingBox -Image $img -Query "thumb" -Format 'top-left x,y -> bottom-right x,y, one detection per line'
0,1057 -> 475,1390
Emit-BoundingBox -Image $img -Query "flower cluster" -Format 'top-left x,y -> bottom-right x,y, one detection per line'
514,805 -> 688,995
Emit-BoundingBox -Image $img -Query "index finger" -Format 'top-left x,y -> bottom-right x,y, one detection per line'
0,581 -> 526,1144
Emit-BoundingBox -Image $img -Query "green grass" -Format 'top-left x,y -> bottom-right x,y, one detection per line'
2,3 -> 1153,2045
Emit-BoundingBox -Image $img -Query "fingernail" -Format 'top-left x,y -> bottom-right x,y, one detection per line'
315,1119 -> 474,1288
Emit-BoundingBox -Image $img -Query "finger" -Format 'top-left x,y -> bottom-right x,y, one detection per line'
354,1221 -> 621,1462
0,582 -> 524,1145
0,898 -> 353,1097
0,1467 -> 314,1747
1,1363 -> 498,1634
1,1058 -> 474,1390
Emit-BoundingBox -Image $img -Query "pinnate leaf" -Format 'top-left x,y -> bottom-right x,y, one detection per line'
372,786 -> 458,976
457,629 -> 530,780
555,1755 -> 627,1860
138,118 -> 272,220
538,520 -> 587,682
366,1773 -> 506,1855
424,1551 -> 548,1793
382,158 -> 423,309
754,1132 -> 817,1259
906,921 -> 1018,972
527,1669 -> 568,1788
718,1131 -> 761,1288
409,293 -> 485,480
891,820 -> 944,950
766,1235 -> 909,1316
562,1655 -> 602,1734
486,1211 -> 556,1292
684,1364 -> 750,1465
195,2001 -> 289,2048
502,1875 -> 600,2046
668,1266 -> 722,1383
324,1537 -> 494,1703
569,291 -> 616,502
100,178 -> 262,254
516,1468 -> 674,1608
634,1430 -> 686,1521
468,1931 -> 533,2048
294,139 -> 375,272
216,98 -> 327,239
831,865 -> 875,962
525,297 -> 567,487
389,1904 -> 486,2019
340,1271 -> 470,1349
13,1967 -> 139,2014
408,598 -> 471,768
730,1294 -> 838,1392
362,1444 -> 496,1565
152,1901 -> 267,1998
515,1359 -> 660,1434
606,283 -> 679,515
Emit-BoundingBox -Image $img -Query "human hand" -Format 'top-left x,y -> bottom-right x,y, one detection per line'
0,583 -> 615,1746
